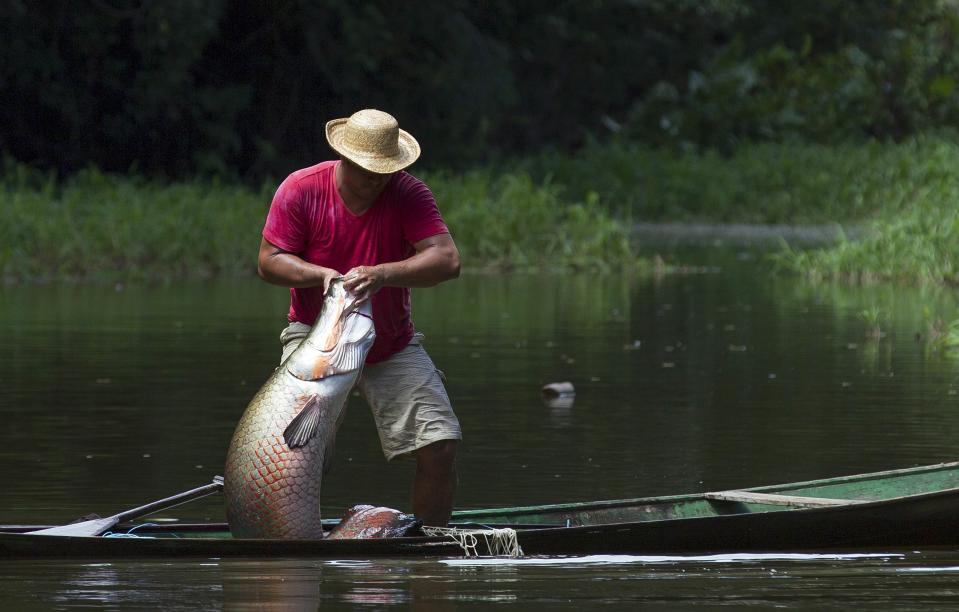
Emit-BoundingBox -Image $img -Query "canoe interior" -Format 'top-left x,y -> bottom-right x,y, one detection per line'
454,460 -> 959,527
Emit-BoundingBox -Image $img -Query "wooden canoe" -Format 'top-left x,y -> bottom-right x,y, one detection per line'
3,461 -> 959,558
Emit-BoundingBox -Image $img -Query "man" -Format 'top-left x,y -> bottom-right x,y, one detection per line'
256,108 -> 461,527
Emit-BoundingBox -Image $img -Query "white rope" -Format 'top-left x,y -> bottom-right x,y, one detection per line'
421,526 -> 524,558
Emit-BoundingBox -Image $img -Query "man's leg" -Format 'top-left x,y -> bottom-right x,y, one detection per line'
358,335 -> 462,527
412,439 -> 458,526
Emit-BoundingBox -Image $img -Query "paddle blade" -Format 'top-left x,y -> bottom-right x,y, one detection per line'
28,517 -> 120,537
26,477 -> 224,537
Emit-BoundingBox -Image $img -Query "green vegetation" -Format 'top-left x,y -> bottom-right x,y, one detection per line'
6,2 -> 959,285
0,163 -> 638,282
522,136 -> 959,223
920,306 -> 959,350
776,201 -> 959,286
5,135 -> 959,283
426,171 -> 636,272
858,306 -> 887,339
5,2 -> 959,178
525,135 -> 959,288
517,134 -> 957,286
769,136 -> 959,285
0,166 -> 267,282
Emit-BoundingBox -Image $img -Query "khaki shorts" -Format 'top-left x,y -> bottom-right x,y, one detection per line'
280,322 -> 462,461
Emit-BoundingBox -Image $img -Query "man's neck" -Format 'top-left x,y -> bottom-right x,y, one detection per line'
335,162 -> 382,215
340,190 -> 374,215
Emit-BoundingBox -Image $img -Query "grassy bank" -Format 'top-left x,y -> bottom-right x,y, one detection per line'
426,171 -> 635,272
4,135 -> 959,283
522,136 -> 959,224
754,138 -> 959,285
0,167 -> 267,282
522,136 -> 959,285
0,164 -> 638,282
774,201 -> 959,285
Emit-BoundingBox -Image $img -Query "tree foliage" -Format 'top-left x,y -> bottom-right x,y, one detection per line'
630,0 -> 959,150
2,1 -> 959,178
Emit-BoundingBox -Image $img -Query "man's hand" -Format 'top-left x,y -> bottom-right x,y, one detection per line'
318,267 -> 341,294
339,233 -> 460,302
343,265 -> 385,303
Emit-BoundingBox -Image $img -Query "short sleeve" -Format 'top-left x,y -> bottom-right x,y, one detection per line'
262,174 -> 308,253
398,174 -> 449,244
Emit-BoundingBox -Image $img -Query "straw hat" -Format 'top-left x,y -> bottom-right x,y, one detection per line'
325,109 -> 420,174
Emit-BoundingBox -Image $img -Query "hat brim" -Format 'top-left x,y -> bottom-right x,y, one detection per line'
325,118 -> 421,174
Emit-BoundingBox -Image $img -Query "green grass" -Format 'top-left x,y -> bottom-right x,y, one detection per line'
0,166 -> 268,282
774,202 -> 959,285
522,135 -> 959,224
6,135 -> 959,283
769,139 -> 959,285
522,135 -> 959,285
0,163 -> 639,282
423,170 -> 636,272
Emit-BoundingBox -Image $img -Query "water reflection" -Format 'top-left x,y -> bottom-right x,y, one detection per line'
219,559 -> 460,611
543,395 -> 576,426
5,552 -> 959,610
541,380 -> 576,426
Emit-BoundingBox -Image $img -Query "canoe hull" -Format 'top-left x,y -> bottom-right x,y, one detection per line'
3,488 -> 959,559
6,461 -> 959,558
519,488 -> 959,555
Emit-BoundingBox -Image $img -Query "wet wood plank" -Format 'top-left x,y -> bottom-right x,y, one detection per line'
704,490 -> 865,508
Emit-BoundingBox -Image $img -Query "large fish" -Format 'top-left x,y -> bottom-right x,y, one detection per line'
224,277 -> 375,539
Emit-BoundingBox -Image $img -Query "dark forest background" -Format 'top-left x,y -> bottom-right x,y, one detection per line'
3,0 -> 959,179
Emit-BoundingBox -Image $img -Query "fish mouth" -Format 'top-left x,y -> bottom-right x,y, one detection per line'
328,275 -> 364,310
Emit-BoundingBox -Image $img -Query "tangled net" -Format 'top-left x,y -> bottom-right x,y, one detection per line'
421,526 -> 524,558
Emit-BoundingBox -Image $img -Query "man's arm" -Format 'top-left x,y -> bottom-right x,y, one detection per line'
257,237 -> 340,292
343,233 -> 461,302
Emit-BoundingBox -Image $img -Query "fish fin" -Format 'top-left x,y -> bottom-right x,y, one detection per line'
283,395 -> 325,449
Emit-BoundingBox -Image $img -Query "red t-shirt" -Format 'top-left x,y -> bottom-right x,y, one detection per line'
262,160 -> 449,363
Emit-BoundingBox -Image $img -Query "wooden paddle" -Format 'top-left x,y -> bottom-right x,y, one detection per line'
28,476 -> 225,537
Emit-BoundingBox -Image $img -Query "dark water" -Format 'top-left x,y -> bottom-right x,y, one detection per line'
3,250 -> 959,609
4,552 -> 959,610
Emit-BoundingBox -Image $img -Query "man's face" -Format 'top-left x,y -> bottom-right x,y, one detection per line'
340,157 -> 393,200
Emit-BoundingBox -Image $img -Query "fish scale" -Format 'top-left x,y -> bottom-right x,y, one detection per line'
223,279 -> 375,539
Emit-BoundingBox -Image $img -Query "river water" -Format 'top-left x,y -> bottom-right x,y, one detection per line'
3,248 -> 959,609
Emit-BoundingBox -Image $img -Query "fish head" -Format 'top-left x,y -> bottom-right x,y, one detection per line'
285,280 -> 376,381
